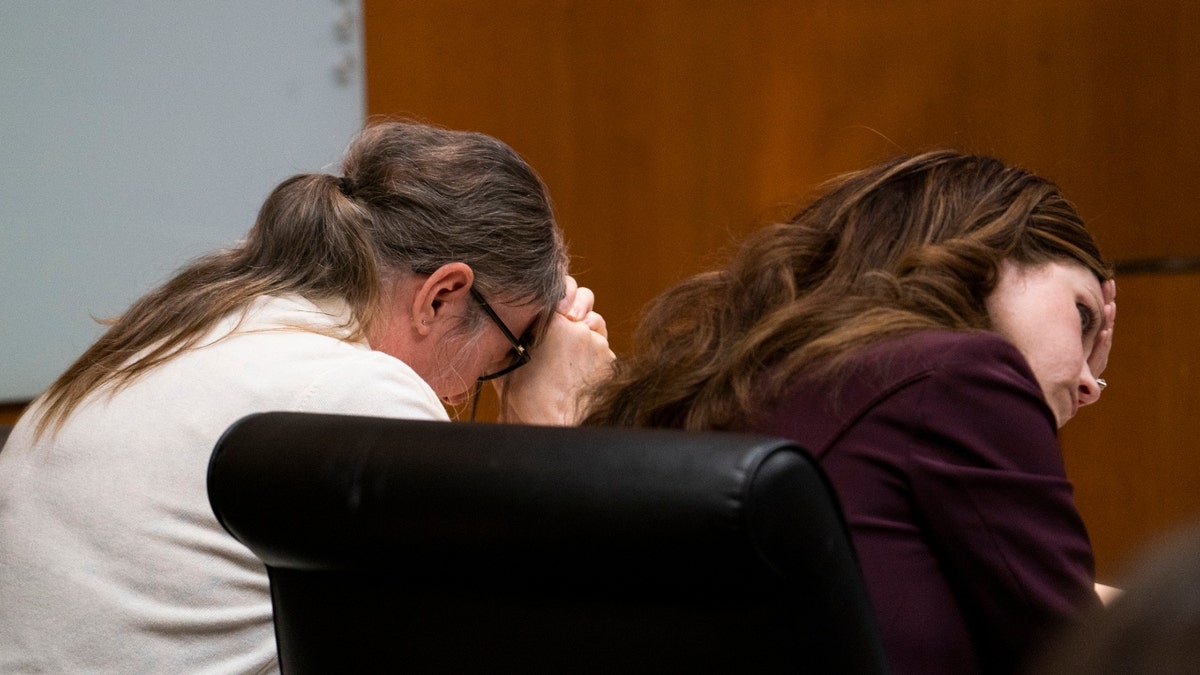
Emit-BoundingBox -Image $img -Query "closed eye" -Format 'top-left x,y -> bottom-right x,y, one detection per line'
1077,302 -> 1098,339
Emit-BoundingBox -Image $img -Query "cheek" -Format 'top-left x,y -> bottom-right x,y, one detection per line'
424,336 -> 480,396
440,332 -> 517,389
483,327 -> 521,365
990,303 -> 1078,377
1023,329 -> 1087,390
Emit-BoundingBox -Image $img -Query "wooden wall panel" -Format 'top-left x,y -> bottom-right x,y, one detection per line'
1061,272 -> 1200,578
0,404 -> 22,427
364,0 -> 1200,578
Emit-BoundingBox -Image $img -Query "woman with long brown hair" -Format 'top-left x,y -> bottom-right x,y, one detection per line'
0,120 -> 613,672
584,150 -> 1115,675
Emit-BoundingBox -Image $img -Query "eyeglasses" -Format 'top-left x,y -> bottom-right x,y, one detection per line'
469,287 -> 532,381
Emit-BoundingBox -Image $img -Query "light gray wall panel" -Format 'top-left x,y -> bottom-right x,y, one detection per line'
0,1 -> 364,401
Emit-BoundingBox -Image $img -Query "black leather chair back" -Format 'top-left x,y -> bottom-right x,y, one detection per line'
208,412 -> 887,674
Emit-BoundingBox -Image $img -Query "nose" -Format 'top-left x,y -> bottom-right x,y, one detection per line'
1078,365 -> 1103,407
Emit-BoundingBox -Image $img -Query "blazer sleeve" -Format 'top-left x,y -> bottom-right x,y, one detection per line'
901,334 -> 1099,672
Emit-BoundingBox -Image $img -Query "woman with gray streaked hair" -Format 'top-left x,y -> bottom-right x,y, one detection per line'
0,119 -> 614,673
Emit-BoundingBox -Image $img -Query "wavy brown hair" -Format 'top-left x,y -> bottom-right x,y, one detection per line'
582,150 -> 1112,431
33,119 -> 566,437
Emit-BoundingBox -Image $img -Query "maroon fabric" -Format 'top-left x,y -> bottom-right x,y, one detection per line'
757,331 -> 1099,675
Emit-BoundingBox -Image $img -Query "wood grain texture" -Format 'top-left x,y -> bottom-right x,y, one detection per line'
1061,272 -> 1200,581
364,0 -> 1200,577
0,404 -> 25,427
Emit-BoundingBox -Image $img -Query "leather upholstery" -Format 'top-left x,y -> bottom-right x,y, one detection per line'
208,411 -> 887,674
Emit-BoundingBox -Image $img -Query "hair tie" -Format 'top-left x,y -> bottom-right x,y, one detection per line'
338,176 -> 355,197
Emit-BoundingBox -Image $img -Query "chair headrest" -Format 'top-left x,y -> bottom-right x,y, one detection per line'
208,412 -> 847,594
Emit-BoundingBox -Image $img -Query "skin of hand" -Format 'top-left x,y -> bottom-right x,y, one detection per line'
1087,279 -> 1117,379
494,276 -> 616,425
1094,582 -> 1122,605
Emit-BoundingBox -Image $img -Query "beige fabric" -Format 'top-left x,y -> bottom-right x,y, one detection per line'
0,295 -> 447,673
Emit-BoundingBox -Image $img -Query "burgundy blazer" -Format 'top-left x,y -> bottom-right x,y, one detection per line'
756,331 -> 1099,675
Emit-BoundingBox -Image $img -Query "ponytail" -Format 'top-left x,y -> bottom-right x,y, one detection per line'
32,119 -> 568,439
33,173 -> 379,438
242,173 -> 381,323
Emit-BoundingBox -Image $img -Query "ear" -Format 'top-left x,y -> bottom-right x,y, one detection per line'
411,262 -> 474,336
